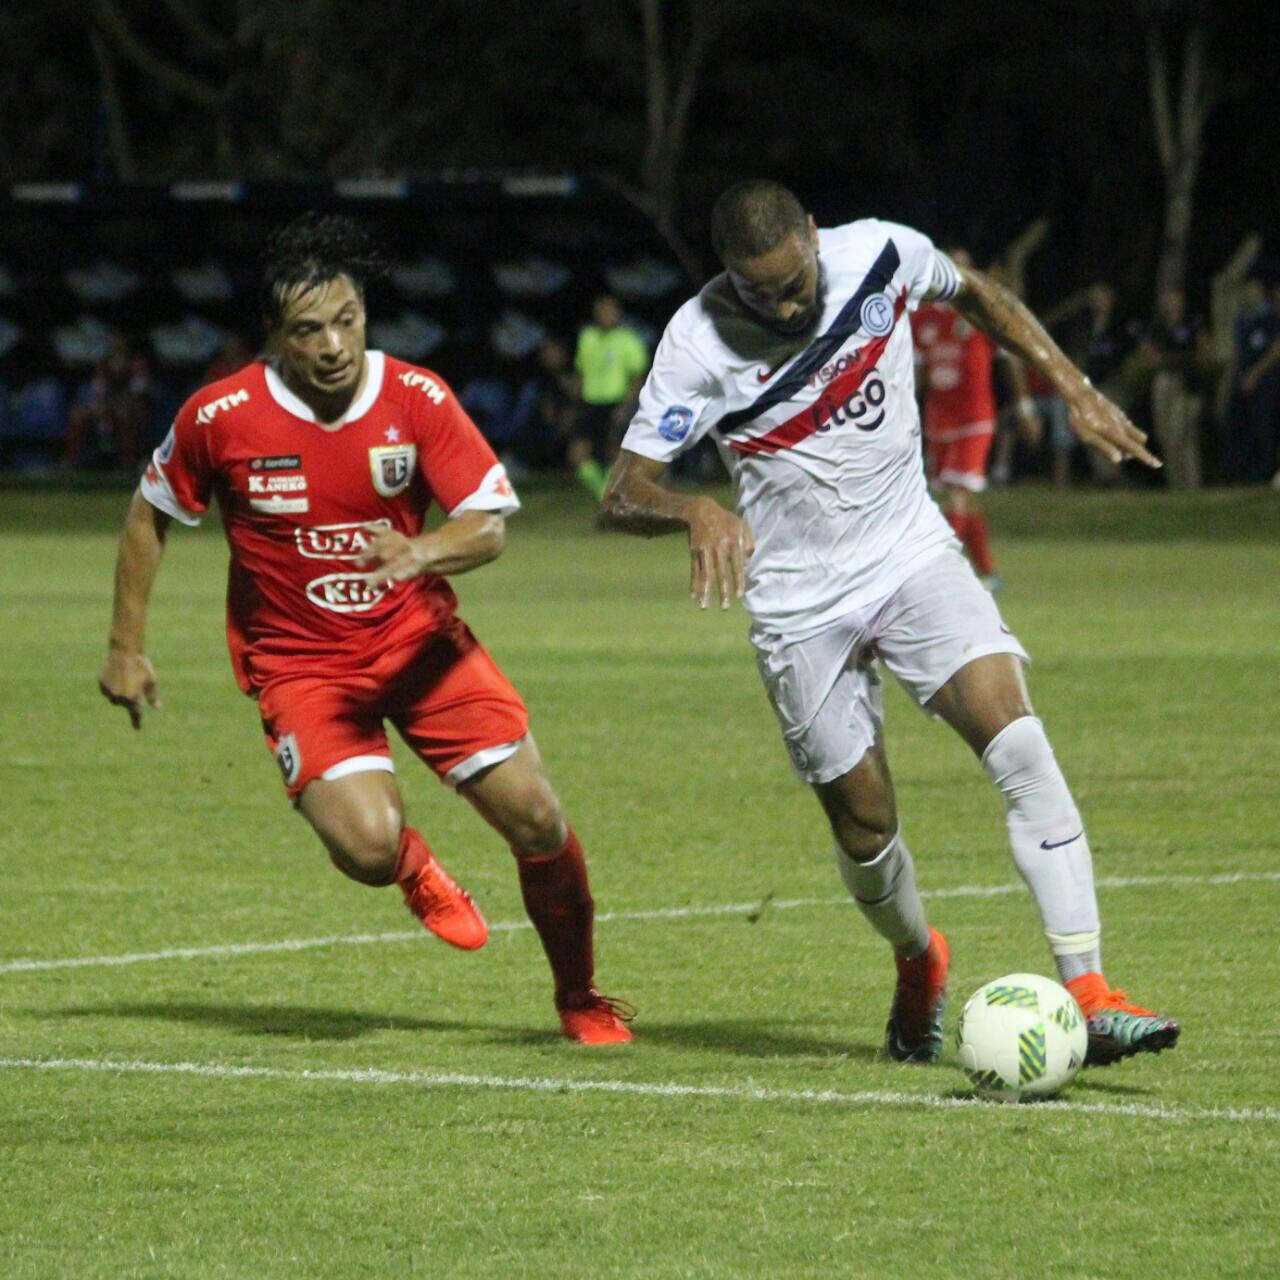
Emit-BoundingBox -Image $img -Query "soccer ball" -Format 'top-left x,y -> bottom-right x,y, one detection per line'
955,973 -> 1087,1102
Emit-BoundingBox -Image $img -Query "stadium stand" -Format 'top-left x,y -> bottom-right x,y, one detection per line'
0,176 -> 689,471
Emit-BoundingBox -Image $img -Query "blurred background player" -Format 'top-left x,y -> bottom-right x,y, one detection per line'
97,213 -> 632,1045
62,332 -> 152,471
603,180 -> 1179,1069
911,249 -> 1024,589
571,293 -> 649,500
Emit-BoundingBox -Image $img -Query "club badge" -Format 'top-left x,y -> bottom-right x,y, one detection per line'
368,444 -> 417,498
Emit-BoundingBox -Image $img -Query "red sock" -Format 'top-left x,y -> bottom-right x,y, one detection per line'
966,510 -> 995,575
392,826 -> 432,884
946,509 -> 970,544
514,827 -> 595,1006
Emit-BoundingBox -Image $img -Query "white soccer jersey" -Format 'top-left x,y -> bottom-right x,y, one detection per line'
623,219 -> 963,636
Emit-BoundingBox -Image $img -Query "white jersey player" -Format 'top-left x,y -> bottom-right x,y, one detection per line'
602,179 -> 1178,1069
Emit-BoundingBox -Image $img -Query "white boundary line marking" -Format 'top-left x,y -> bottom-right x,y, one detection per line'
2,870 -> 1277,977
0,1055 -> 1274,1124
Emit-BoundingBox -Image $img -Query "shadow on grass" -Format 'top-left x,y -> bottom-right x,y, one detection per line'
48,1003 -> 883,1059
633,1018 -> 881,1062
54,1001 -> 502,1042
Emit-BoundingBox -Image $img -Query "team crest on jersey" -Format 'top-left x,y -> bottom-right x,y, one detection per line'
368,444 -> 417,497
860,292 -> 895,337
658,405 -> 695,443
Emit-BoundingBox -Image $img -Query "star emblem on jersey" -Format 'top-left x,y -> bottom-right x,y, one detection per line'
384,425 -> 401,442
369,444 -> 417,497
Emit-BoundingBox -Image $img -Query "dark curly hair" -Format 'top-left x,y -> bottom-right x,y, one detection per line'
259,212 -> 387,329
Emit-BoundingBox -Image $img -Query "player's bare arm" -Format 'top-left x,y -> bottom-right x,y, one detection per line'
600,450 -> 754,610
356,511 -> 505,585
952,264 -> 1161,468
99,490 -> 170,729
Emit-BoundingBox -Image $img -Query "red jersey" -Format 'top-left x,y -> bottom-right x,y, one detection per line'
141,352 -> 518,694
912,303 -> 996,439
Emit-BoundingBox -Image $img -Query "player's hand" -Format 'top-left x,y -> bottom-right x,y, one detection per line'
355,528 -> 427,585
98,648 -> 161,730
688,498 -> 754,610
1065,379 -> 1161,469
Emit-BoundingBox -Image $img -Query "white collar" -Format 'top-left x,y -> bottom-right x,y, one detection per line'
264,350 -> 385,425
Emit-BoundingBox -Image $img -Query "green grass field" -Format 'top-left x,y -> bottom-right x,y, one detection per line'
1,481 -> 1277,1279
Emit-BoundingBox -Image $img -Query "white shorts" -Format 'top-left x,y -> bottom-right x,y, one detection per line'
752,549 -> 1029,785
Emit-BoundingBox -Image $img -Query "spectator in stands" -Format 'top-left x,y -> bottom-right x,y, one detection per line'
515,337 -> 582,474
459,360 -> 536,472
1141,287 -> 1215,489
1044,283 -> 1131,486
62,333 -> 152,471
202,333 -> 254,385
573,294 -> 648,500
1222,274 -> 1280,484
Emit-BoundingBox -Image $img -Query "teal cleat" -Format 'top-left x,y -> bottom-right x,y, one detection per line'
1066,974 -> 1181,1066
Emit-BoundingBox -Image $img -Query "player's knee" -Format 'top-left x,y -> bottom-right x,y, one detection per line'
506,790 -> 568,856
831,810 -> 896,863
323,808 -> 403,886
821,788 -> 897,861
981,715 -> 1076,818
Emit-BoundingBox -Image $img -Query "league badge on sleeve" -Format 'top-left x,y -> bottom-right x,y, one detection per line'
157,425 -> 176,464
657,405 -> 695,444
368,444 -> 417,497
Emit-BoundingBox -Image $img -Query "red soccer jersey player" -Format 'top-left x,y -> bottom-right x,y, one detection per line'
912,295 -> 1001,583
99,214 -> 632,1044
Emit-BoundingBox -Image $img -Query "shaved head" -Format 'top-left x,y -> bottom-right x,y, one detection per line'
711,180 -> 810,265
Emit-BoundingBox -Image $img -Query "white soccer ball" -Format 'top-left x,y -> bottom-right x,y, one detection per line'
955,972 -> 1087,1102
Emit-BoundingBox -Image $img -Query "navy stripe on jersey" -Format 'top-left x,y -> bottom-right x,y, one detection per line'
718,238 -> 901,436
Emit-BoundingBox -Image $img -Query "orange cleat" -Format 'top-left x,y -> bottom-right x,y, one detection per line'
1065,973 -> 1180,1066
400,853 -> 488,951
885,927 -> 950,1063
558,990 -> 636,1045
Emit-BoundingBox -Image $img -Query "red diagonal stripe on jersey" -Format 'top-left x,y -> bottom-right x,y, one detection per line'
728,290 -> 907,456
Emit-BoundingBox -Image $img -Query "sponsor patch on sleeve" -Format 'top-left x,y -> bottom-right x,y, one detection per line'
657,405 -> 695,444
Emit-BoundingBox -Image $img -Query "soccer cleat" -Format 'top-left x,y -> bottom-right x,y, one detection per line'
557,990 -> 636,1045
980,572 -> 1003,595
885,927 -> 950,1063
1065,973 -> 1180,1066
400,854 -> 488,951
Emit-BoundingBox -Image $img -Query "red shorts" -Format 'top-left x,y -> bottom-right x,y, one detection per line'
926,423 -> 995,493
257,620 -> 529,801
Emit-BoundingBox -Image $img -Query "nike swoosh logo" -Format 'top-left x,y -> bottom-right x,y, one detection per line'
1040,832 -> 1083,850
756,366 -> 781,382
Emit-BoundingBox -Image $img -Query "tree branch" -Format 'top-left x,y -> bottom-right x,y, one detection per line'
154,0 -> 230,62
90,26 -> 138,179
1144,21 -> 1175,173
89,0 -> 225,109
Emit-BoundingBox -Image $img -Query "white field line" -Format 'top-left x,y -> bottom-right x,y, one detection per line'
2,869 -> 1277,977
0,1055 -> 1275,1125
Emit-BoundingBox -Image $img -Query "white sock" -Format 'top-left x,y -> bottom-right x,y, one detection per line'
982,716 -> 1101,983
835,831 -> 931,959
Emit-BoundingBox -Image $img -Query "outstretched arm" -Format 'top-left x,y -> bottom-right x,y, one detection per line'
600,450 -> 754,610
953,264 -> 1160,469
99,490 -> 170,729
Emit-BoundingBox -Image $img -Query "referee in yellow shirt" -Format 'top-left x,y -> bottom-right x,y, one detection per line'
571,294 -> 649,499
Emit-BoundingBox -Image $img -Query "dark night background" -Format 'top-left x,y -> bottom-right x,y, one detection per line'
5,1 -> 1278,299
